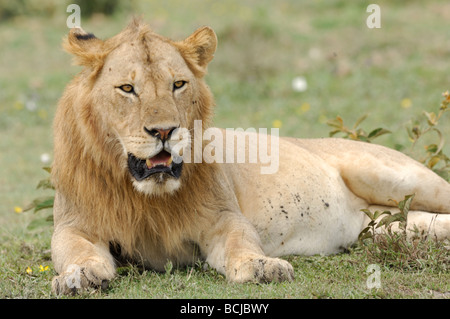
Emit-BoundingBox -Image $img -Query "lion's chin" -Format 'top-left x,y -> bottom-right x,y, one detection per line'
132,177 -> 182,196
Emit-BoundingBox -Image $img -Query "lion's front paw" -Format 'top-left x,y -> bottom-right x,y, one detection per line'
52,258 -> 115,295
228,256 -> 294,283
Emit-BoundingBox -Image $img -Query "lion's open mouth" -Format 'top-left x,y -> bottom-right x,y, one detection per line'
127,150 -> 183,181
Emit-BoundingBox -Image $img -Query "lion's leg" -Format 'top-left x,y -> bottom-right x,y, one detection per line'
51,226 -> 116,295
198,212 -> 294,283
340,155 -> 450,214
366,205 -> 450,240
293,138 -> 450,214
406,211 -> 450,240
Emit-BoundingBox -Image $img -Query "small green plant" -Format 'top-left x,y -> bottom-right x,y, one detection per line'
358,194 -> 449,272
326,114 -> 391,143
406,91 -> 450,180
22,167 -> 54,229
359,194 -> 414,243
327,91 -> 450,181
327,92 -> 450,272
23,167 -> 54,213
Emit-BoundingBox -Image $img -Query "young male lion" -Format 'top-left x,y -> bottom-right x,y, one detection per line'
51,19 -> 450,294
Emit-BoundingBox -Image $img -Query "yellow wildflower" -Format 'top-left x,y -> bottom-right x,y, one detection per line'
14,206 -> 23,214
39,265 -> 49,272
443,90 -> 449,100
26,266 -> 32,275
296,102 -> 311,115
300,102 -> 311,113
38,109 -> 48,120
401,98 -> 412,109
14,101 -> 24,110
272,119 -> 283,128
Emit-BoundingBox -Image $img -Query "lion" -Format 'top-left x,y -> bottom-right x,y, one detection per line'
51,19 -> 450,294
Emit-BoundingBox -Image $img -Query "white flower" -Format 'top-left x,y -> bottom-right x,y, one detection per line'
40,153 -> 51,164
26,99 -> 37,111
291,76 -> 308,92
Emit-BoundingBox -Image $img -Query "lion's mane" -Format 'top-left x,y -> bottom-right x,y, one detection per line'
51,20 -> 219,260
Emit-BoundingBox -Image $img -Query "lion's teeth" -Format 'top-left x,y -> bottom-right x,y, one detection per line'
146,156 -> 172,168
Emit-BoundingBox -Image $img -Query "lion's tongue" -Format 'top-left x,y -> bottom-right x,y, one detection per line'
146,151 -> 172,168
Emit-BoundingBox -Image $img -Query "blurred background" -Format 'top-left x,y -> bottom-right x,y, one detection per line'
1,0 -> 449,234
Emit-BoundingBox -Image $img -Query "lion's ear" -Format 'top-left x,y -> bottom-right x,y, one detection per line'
63,27 -> 106,69
176,26 -> 217,77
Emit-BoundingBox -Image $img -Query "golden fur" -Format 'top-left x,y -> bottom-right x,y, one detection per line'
52,20 -> 219,264
51,20 -> 450,294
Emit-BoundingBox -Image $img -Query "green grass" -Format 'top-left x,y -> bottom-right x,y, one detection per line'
2,239 -> 448,299
1,0 -> 450,299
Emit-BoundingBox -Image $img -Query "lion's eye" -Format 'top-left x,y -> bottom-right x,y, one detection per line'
173,80 -> 187,91
118,84 -> 135,94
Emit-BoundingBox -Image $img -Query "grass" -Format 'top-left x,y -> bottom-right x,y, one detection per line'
2,239 -> 448,299
1,0 -> 450,299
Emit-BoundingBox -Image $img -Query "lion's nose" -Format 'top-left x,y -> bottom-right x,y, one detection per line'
144,126 -> 177,142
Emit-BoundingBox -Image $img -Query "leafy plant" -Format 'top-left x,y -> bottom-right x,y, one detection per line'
405,91 -> 450,180
358,194 -> 450,271
327,91 -> 450,181
359,194 -> 414,243
23,167 -> 54,213
22,167 -> 54,229
326,114 -> 391,143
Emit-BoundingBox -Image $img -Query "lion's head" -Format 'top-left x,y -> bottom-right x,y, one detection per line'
54,19 -> 217,196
